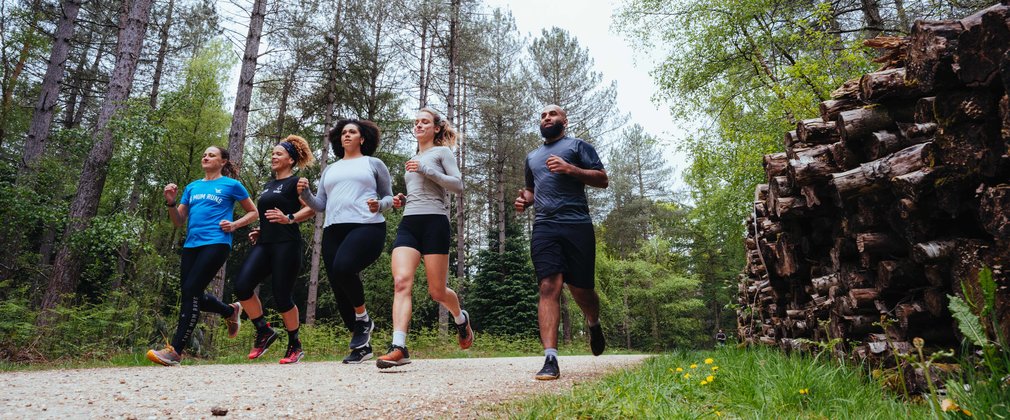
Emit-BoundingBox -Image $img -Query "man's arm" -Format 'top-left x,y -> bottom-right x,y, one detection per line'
545,155 -> 608,188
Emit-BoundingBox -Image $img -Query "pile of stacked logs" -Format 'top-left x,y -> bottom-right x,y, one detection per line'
738,2 -> 1010,373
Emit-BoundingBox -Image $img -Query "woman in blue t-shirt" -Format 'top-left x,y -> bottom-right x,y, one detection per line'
147,146 -> 258,366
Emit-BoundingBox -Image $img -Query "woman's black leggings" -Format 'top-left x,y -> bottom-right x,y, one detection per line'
322,222 -> 385,331
171,244 -> 233,353
234,240 -> 302,313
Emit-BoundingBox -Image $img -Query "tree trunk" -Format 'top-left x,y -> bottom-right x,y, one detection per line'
0,0 -> 41,148
226,0 -> 268,171
148,0 -> 174,109
21,0 -> 83,173
439,0 -> 460,336
307,0 -> 343,326
859,0 -> 884,39
40,0 -> 153,326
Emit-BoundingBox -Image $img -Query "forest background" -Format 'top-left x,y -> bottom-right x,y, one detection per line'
0,0 -> 994,361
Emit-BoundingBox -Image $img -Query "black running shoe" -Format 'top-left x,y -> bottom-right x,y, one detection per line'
248,328 -> 278,360
535,355 -> 560,380
349,318 -> 374,349
455,310 -> 473,349
589,323 -> 606,356
342,345 -> 374,364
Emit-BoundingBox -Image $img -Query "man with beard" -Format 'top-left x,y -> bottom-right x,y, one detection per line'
514,104 -> 609,380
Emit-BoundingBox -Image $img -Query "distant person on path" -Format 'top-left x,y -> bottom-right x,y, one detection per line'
375,108 -> 473,369
298,120 -> 394,364
147,146 -> 258,366
514,104 -> 609,380
715,329 -> 727,346
235,135 -> 316,364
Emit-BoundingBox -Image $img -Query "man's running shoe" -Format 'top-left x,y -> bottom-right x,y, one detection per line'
248,328 -> 278,359
342,345 -> 373,364
455,309 -> 474,349
376,344 -> 411,369
589,323 -> 606,356
535,355 -> 560,380
146,345 -> 181,366
349,318 -> 374,349
225,302 -> 242,338
279,345 -> 304,364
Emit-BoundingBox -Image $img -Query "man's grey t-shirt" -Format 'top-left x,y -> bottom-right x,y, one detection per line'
524,135 -> 604,224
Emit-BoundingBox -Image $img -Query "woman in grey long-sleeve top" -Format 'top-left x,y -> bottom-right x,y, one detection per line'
296,119 -> 393,364
375,108 -> 474,369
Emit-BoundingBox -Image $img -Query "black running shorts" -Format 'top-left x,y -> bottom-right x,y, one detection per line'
530,222 -> 596,289
392,214 -> 451,255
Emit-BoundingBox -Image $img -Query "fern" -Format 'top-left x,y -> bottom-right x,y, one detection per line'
948,294 -> 988,348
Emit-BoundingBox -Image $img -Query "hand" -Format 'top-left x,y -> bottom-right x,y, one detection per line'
392,193 -> 406,209
514,189 -> 529,213
163,183 -> 178,204
297,177 -> 309,194
219,219 -> 236,232
546,155 -> 573,175
265,207 -> 289,224
248,228 -> 260,245
404,160 -> 420,172
366,198 -> 380,213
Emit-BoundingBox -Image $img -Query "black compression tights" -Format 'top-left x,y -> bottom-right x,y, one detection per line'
321,222 -> 386,331
234,241 -> 302,313
171,244 -> 233,352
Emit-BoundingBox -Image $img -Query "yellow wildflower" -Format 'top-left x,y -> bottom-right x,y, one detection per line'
715,411 -> 722,417
962,409 -> 973,417
700,380 -> 709,385
690,364 -> 698,369
707,375 -> 715,382
704,358 -> 714,364
798,388 -> 809,395
941,399 -> 960,412
684,373 -> 691,379
676,367 -> 684,373
712,366 -> 719,372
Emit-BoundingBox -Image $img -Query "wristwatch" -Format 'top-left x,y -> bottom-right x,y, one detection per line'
287,213 -> 295,223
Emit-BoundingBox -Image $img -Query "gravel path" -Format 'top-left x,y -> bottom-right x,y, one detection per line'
0,354 -> 649,419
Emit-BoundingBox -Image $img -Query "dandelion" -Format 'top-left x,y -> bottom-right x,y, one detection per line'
676,367 -> 684,373
711,366 -> 719,372
962,409 -> 973,417
704,358 -> 714,364
798,388 -> 809,395
684,373 -> 691,379
715,411 -> 722,417
700,380 -> 709,386
690,364 -> 698,369
707,375 -> 715,382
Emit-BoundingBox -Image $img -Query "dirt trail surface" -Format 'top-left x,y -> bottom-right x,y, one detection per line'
1,354 -> 648,418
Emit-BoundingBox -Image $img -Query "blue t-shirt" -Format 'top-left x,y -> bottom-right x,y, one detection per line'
524,135 -> 605,224
180,177 -> 250,248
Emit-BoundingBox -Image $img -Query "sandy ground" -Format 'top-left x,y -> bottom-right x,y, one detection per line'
0,354 -> 649,419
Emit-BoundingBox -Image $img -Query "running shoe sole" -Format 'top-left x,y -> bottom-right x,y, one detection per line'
457,310 -> 474,350
376,358 -> 411,369
226,302 -> 242,338
279,350 -> 304,365
146,350 -> 180,366
535,372 -> 560,380
342,351 -> 374,364
248,330 -> 279,360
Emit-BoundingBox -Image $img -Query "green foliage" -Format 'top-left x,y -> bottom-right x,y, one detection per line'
467,221 -> 538,336
505,347 -> 926,418
949,295 -> 987,348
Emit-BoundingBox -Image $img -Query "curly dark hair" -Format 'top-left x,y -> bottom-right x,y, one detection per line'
329,119 -> 381,158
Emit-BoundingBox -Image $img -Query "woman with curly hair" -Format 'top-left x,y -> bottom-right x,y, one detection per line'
235,135 -> 317,364
298,119 -> 394,363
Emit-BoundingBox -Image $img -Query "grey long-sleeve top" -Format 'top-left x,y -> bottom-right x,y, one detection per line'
403,146 -> 462,217
300,156 -> 393,226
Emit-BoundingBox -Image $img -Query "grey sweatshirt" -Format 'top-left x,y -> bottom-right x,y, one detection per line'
403,146 -> 462,217
300,156 -> 393,226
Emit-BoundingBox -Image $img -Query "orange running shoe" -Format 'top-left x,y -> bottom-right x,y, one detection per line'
376,344 -> 411,369
455,310 -> 474,349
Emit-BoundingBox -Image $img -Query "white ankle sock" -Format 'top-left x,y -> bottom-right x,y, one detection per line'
356,310 -> 369,322
545,348 -> 558,359
453,310 -> 466,325
392,330 -> 407,347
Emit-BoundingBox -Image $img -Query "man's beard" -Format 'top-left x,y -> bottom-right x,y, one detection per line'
539,123 -> 564,139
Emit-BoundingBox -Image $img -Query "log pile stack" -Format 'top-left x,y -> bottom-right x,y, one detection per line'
738,3 -> 1010,365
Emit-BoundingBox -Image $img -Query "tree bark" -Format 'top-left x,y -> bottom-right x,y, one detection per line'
148,0 -> 174,109
40,0 -> 154,325
21,0 -> 83,173
226,0 -> 268,171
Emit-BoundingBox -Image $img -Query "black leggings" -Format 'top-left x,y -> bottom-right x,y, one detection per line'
322,222 -> 385,331
171,244 -> 233,353
234,241 -> 302,313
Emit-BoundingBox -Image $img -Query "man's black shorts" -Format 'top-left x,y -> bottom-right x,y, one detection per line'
392,214 -> 451,255
531,221 -> 595,289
